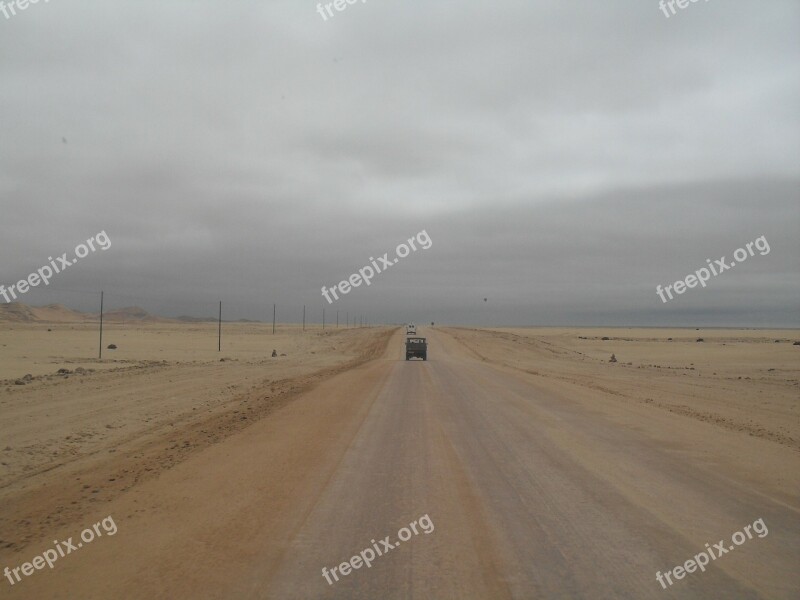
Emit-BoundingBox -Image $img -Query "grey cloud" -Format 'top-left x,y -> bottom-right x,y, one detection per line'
0,0 -> 798,326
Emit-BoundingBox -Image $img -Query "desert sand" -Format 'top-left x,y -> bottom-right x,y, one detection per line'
0,321 -> 392,550
0,321 -> 798,598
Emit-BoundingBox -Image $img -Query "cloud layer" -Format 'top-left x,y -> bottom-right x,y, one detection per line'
1,0 -> 798,325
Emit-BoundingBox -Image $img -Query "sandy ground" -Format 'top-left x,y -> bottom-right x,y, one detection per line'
0,323 -> 392,551
447,327 -> 799,451
0,322 -> 346,380
0,325 -> 798,598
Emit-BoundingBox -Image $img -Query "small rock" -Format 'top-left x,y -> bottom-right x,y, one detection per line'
14,380 -> 25,385
57,368 -> 71,375
107,344 -> 117,350
601,337 -> 610,341
22,374 -> 33,381
609,354 -> 617,363
271,350 -> 278,357
280,353 -> 286,356
696,338 -> 704,342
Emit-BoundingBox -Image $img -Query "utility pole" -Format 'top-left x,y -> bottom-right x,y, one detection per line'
272,303 -> 276,334
218,301 -> 222,351
323,308 -> 325,330
303,305 -> 306,331
98,290 -> 104,359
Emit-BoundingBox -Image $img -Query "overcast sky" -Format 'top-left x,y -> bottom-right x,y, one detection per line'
1,0 -> 798,326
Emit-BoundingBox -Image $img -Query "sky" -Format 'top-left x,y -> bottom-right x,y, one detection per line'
1,0 -> 798,327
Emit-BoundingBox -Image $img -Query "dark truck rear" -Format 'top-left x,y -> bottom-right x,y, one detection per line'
405,337 -> 427,361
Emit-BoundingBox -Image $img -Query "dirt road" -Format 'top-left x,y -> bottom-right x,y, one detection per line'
5,328 -> 799,599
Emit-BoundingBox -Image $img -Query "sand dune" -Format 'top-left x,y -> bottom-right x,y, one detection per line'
0,302 -> 90,323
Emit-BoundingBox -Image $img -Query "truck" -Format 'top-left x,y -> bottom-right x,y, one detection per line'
405,337 -> 427,361
406,323 -> 416,335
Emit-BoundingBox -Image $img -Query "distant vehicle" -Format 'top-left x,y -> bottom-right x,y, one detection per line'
405,337 -> 427,361
406,323 -> 416,335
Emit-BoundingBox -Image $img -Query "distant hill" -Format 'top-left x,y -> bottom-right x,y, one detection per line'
175,315 -> 216,323
175,316 -> 262,323
0,302 -> 261,324
97,306 -> 172,323
0,302 -> 172,323
0,302 -> 90,323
